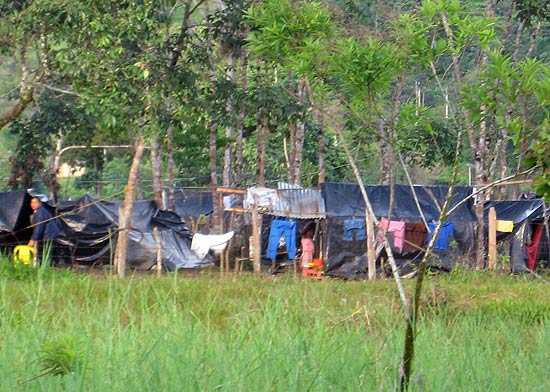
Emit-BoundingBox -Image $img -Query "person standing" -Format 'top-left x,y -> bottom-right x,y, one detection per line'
28,196 -> 60,266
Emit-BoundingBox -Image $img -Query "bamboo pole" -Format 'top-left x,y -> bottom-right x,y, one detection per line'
366,212 -> 376,281
153,226 -> 162,277
251,194 -> 261,274
488,206 -> 497,271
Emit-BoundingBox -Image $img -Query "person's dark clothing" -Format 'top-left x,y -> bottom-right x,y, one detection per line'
31,206 -> 60,241
31,205 -> 60,266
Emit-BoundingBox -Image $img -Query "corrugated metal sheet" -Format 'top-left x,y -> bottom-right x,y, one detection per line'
266,184 -> 326,219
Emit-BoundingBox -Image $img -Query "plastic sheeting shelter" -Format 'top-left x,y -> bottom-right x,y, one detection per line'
0,191 -> 211,270
321,182 -> 476,278
174,189 -> 214,230
483,200 -> 548,272
56,194 -> 212,270
0,190 -> 33,249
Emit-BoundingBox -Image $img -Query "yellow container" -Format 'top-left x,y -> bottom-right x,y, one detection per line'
13,245 -> 35,265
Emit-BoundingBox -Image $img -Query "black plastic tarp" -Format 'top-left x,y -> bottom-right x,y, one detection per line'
174,189 -> 213,226
483,200 -> 544,225
483,199 -> 548,272
0,190 -> 33,247
56,194 -> 212,270
321,183 -> 477,278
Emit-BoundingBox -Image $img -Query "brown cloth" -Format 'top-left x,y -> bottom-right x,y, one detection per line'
404,223 -> 427,251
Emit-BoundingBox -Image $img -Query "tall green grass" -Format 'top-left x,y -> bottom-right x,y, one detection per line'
1,262 -> 550,391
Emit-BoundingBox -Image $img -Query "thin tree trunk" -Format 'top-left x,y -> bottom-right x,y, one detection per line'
288,71 -> 296,184
317,109 -> 326,186
234,50 -> 247,188
512,21 -> 524,64
288,121 -> 297,183
166,123 -> 175,210
48,131 -> 63,205
114,128 -> 145,277
151,133 -> 163,208
526,20 -> 542,59
256,60 -> 266,187
292,79 -> 306,186
223,54 -> 236,187
210,125 -> 218,188
500,0 -> 516,50
441,10 -> 486,269
206,0 -> 221,232
0,44 -> 43,130
379,119 -> 391,185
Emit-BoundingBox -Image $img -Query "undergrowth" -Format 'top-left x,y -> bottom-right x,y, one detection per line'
1,258 -> 549,391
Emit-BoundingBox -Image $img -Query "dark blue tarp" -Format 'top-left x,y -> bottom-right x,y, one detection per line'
321,183 -> 477,278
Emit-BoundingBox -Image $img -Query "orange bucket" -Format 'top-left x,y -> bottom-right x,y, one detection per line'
311,258 -> 323,269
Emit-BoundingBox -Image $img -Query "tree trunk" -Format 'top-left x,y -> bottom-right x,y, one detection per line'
317,109 -> 326,186
223,54 -> 236,187
150,133 -> 163,208
234,50 -> 247,188
292,79 -> 306,186
209,123 -> 218,187
114,130 -> 145,277
255,60 -> 266,187
0,45 -> 43,130
288,72 -> 296,184
166,123 -> 175,210
441,10 -> 488,269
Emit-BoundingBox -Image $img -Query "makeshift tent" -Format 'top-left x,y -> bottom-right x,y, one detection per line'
173,189 -> 213,231
246,183 -> 326,268
0,190 -> 33,249
56,194 -> 212,270
0,190 -> 211,270
321,183 -> 476,278
483,200 -> 548,273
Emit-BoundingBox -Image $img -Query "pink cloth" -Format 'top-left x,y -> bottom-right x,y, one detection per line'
301,238 -> 315,266
380,219 -> 406,250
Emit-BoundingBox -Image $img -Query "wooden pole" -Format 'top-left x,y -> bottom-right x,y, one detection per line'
488,206 -> 497,271
218,191 -> 225,273
251,194 -> 261,274
367,211 -> 376,281
153,226 -> 162,277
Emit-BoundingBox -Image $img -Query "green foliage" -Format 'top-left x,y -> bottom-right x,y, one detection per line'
38,334 -> 87,377
245,0 -> 334,75
0,271 -> 550,390
396,104 -> 459,167
513,0 -> 550,26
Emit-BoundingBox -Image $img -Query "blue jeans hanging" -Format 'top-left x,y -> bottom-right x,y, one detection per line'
267,220 -> 297,261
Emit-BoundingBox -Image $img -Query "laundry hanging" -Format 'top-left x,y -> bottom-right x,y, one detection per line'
267,220 -> 297,261
343,218 -> 366,241
426,221 -> 455,250
380,219 -> 406,251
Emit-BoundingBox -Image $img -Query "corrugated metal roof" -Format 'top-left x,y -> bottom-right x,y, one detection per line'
266,184 -> 326,219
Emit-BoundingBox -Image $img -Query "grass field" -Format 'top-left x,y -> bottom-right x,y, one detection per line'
1,262 -> 550,391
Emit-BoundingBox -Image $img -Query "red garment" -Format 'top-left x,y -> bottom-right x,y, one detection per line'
404,223 -> 427,251
527,224 -> 543,271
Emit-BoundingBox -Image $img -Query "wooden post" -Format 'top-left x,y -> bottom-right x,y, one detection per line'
488,206 -> 497,271
251,195 -> 261,274
366,211 -> 376,281
153,226 -> 162,277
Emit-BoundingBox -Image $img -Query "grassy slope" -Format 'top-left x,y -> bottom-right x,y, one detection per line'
1,265 -> 550,391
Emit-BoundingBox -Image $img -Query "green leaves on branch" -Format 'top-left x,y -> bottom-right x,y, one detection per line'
245,0 -> 334,74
